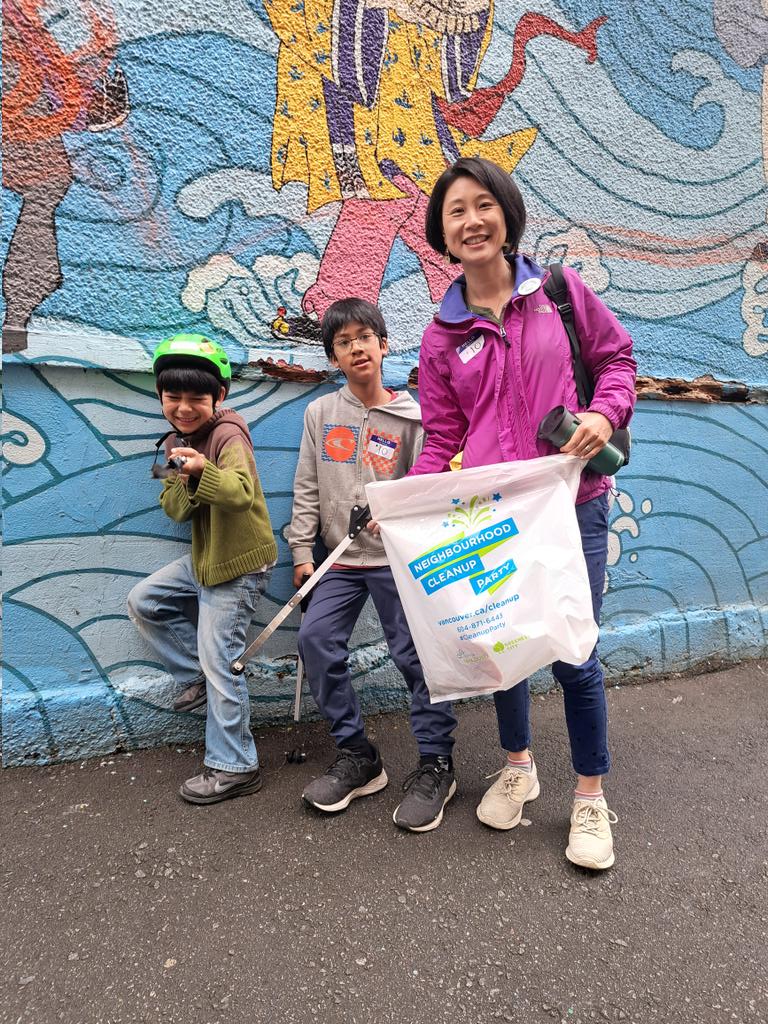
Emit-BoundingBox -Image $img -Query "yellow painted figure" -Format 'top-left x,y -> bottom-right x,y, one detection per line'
266,0 -> 535,212
263,0 -> 537,332
263,0 -> 606,337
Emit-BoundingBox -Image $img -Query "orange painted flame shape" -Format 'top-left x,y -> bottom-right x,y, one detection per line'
438,13 -> 608,138
3,0 -> 117,143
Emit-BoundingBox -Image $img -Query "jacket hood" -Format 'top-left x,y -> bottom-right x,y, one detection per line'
436,253 -> 547,327
339,384 -> 422,422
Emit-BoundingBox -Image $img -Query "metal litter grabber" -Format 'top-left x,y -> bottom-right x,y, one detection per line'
231,504 -> 371,675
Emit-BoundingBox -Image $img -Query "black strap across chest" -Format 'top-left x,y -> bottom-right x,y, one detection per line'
542,263 -> 594,409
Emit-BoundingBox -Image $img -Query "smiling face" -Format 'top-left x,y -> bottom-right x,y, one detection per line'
160,387 -> 225,435
441,174 -> 508,269
330,320 -> 389,385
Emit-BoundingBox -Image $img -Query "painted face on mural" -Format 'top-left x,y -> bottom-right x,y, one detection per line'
330,321 -> 389,383
160,388 -> 225,435
441,176 -> 507,269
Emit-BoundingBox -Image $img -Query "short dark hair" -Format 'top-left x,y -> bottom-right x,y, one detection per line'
156,365 -> 223,402
425,157 -> 526,264
320,297 -> 388,359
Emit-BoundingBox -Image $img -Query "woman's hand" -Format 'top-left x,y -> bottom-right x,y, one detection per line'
559,412 -> 613,459
366,519 -> 381,537
169,447 -> 206,478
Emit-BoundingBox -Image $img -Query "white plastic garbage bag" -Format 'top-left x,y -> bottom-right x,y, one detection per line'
366,455 -> 598,702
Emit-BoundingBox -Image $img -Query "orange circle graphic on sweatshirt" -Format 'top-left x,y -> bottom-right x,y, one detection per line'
323,425 -> 357,462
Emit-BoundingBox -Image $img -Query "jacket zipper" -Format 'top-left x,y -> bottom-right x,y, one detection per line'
357,409 -> 368,498
499,296 -> 512,346
356,410 -> 369,564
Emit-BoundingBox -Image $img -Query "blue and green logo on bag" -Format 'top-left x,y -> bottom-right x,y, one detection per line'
408,493 -> 519,597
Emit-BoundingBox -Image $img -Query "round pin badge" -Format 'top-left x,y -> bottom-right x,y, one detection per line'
517,277 -> 542,296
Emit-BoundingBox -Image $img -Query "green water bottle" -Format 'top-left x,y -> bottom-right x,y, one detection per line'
537,406 -> 625,475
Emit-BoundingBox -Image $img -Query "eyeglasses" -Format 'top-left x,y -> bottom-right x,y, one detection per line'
333,331 -> 379,354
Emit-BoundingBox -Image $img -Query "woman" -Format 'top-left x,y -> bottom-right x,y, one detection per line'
409,157 -> 636,869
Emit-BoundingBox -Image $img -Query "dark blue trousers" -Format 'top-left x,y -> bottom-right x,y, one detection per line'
493,493 -> 611,776
297,566 -> 457,756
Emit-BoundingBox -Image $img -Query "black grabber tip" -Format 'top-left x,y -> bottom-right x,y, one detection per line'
348,504 -> 371,538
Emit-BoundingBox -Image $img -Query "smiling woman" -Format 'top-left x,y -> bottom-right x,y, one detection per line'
409,155 -> 638,871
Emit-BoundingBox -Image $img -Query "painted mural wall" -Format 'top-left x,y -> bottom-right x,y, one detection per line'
2,1 -> 767,765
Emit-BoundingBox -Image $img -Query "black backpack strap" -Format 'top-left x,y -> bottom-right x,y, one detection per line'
543,263 -> 594,408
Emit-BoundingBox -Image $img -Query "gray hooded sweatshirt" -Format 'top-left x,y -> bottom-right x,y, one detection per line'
288,384 -> 423,568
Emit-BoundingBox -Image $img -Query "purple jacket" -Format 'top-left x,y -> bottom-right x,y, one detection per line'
409,255 -> 637,505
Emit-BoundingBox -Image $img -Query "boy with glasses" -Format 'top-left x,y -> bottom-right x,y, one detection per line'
288,298 -> 457,831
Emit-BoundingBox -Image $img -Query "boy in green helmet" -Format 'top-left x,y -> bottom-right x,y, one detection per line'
127,334 -> 277,804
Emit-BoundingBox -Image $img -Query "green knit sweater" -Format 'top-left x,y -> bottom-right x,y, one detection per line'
159,409 -> 277,585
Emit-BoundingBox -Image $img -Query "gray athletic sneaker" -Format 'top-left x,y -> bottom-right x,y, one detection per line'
302,748 -> 388,813
180,767 -> 262,805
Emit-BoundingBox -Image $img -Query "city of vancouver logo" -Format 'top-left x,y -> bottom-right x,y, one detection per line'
408,493 -> 518,597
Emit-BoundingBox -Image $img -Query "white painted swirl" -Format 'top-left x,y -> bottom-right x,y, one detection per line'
1,413 -> 47,465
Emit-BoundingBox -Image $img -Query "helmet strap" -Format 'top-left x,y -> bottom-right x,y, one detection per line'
151,430 -> 178,472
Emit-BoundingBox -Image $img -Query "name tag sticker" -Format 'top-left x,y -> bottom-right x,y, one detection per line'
518,277 -> 542,296
367,434 -> 397,459
457,332 -> 485,364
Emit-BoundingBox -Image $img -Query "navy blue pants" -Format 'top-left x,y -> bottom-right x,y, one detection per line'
297,566 -> 457,756
493,493 -> 611,777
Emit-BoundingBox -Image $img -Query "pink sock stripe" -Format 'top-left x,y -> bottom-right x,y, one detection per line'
574,790 -> 603,800
507,757 -> 531,765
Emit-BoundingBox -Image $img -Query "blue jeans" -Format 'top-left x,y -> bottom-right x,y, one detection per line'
127,556 -> 270,773
493,493 -> 611,777
297,566 -> 457,756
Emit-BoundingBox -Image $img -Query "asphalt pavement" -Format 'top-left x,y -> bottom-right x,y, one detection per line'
2,661 -> 767,1024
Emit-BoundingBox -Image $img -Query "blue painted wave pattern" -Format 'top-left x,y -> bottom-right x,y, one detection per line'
3,362 -> 766,762
2,7 -> 765,384
601,403 -> 768,674
2,365 -> 324,761
484,3 -> 767,386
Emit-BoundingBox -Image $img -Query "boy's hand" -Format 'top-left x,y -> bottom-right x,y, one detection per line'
559,412 -> 613,460
170,447 -> 206,478
294,563 -> 314,589
366,519 -> 381,537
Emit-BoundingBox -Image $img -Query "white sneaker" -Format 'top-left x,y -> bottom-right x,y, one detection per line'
476,758 -> 540,830
566,796 -> 618,870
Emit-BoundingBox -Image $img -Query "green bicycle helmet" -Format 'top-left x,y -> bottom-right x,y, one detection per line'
152,334 -> 232,393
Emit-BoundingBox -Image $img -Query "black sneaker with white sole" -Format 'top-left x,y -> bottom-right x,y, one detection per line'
302,748 -> 388,813
393,759 -> 456,832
